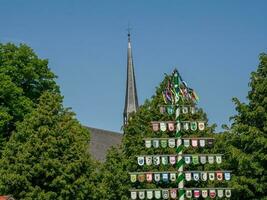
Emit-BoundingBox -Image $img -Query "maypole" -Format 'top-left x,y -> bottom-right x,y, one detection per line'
129,69 -> 232,200
173,70 -> 185,200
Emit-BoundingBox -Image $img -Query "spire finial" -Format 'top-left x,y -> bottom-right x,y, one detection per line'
127,23 -> 132,42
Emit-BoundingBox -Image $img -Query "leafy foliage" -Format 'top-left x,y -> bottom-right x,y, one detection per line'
221,53 -> 267,199
0,43 -> 59,149
0,92 -> 97,200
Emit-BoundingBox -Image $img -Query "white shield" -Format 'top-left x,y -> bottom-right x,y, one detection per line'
176,107 -> 180,117
194,190 -> 200,198
199,139 -> 205,147
184,156 -> 191,164
218,189 -> 224,198
145,156 -> 152,166
216,155 -> 222,164
185,172 -> 192,181
186,190 -> 192,198
200,156 -> 207,164
160,122 -> 167,132
169,156 -> 176,165
162,190 -> 169,199
153,156 -> 160,166
208,156 -> 214,164
154,173 -> 161,182
154,190 -> 161,199
145,140 -> 152,148
193,172 -> 200,181
201,172 -> 207,181
146,190 -> 153,199
137,156 -> 144,166
202,190 -> 208,198
183,139 -> 190,147
131,191 -> 137,200
225,190 -> 231,197
170,173 -> 176,182
138,191 -> 145,200
191,139 -> 198,147
152,140 -> 159,148
182,106 -> 188,114
225,172 -> 231,181
168,138 -> 176,148
198,122 -> 205,131
209,172 -> 215,180
209,189 -> 216,198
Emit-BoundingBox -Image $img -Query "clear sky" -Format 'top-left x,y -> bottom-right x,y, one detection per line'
1,0 -> 266,133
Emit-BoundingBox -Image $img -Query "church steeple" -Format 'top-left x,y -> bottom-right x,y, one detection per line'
123,31 -> 139,125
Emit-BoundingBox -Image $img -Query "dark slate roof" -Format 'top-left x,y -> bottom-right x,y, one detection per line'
86,127 -> 122,162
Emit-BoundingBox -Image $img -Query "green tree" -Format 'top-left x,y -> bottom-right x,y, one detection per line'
0,92 -> 97,200
102,72 -> 217,199
0,43 -> 59,148
222,53 -> 267,199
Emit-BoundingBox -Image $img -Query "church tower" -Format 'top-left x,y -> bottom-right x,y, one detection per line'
123,32 -> 139,125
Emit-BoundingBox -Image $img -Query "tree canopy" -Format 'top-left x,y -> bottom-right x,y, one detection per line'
221,53 -> 267,199
0,92 -> 97,200
0,43 -> 59,149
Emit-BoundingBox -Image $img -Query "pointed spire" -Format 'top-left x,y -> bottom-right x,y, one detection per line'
123,31 -> 139,125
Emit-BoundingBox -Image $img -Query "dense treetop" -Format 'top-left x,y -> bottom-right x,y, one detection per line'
222,53 -> 267,199
0,92 -> 97,200
0,43 -> 59,149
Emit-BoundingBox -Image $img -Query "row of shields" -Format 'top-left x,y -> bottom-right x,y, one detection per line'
130,188 -> 232,199
130,170 -> 231,183
144,137 -> 214,148
151,121 -> 205,132
137,154 -> 223,166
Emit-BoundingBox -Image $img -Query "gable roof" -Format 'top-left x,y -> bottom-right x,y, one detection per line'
87,127 -> 122,161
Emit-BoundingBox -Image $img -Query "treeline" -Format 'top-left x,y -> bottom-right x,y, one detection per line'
0,43 -> 266,199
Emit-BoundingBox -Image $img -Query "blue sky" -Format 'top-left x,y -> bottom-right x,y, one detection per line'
1,0 -> 266,132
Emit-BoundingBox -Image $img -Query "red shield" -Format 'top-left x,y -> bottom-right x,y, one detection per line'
194,190 -> 200,198
209,190 -> 216,198
168,122 -> 175,131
